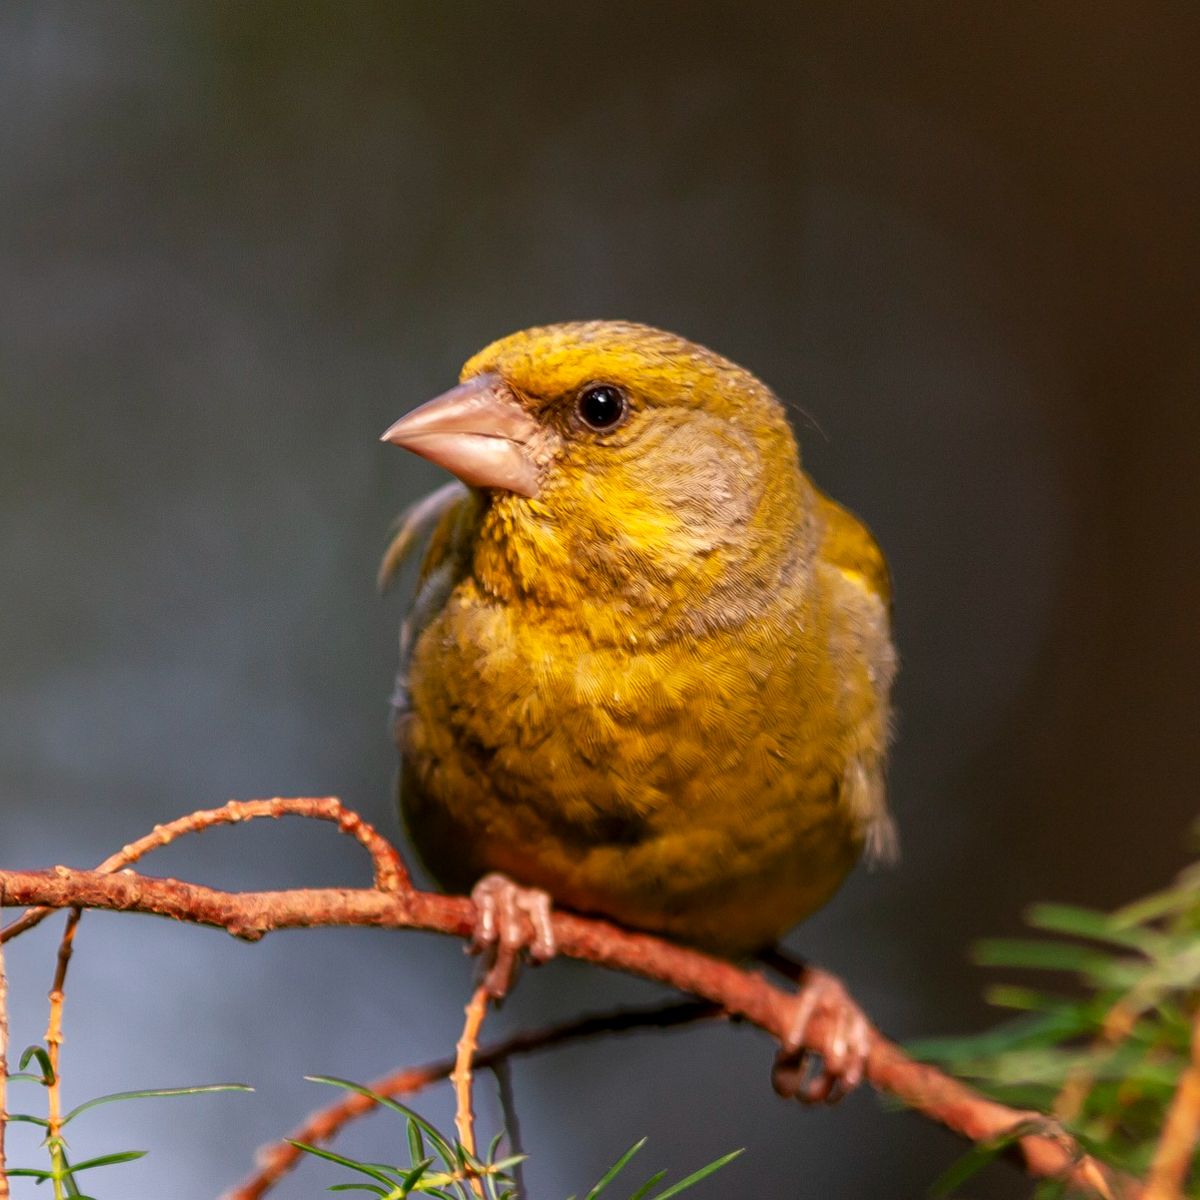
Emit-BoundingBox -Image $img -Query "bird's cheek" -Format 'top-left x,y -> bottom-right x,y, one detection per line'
523,424 -> 563,475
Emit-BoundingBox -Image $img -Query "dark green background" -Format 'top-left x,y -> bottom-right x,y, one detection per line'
1,4 -> 1197,1196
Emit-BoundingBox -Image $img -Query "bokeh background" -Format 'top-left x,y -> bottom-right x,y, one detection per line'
2,4 -> 1198,1197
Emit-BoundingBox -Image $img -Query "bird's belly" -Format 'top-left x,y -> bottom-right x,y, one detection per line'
399,599 -> 865,957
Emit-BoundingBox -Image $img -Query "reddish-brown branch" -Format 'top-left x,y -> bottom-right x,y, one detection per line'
1054,994 -> 1143,1124
224,1000 -> 716,1200
43,907 -> 82,1162
1143,1010 -> 1200,1200
0,932 -> 8,1200
0,863 -> 1132,1197
0,798 -> 407,946
2,798 -> 408,1183
453,983 -> 490,1196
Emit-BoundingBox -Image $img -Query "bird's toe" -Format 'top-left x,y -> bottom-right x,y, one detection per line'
772,967 -> 872,1106
468,873 -> 557,999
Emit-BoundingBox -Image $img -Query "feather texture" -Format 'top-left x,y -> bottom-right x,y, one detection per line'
385,322 -> 897,957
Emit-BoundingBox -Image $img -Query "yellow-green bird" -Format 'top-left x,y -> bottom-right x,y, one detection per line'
381,321 -> 896,1097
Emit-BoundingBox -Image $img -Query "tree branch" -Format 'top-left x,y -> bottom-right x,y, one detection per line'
0,856 -> 1132,1197
224,1000 -> 718,1200
0,797 -> 407,946
1143,1008 -> 1200,1200
0,933 -> 8,1200
452,982 -> 490,1195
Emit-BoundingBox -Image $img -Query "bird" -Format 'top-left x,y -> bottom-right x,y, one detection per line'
380,321 -> 897,1100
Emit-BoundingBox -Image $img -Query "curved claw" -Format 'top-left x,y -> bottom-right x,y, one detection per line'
771,966 -> 872,1106
469,873 -> 557,1000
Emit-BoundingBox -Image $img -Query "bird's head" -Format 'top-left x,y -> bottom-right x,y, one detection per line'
382,321 -> 816,631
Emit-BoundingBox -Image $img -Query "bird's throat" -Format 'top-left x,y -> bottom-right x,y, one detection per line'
470,481 -> 820,647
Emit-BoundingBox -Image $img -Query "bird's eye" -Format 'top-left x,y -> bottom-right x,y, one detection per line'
576,384 -> 628,431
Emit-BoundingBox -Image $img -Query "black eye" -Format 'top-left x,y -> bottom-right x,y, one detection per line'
576,384 -> 628,431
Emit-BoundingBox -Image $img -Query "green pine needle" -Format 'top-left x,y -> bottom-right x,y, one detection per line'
910,840 -> 1200,1196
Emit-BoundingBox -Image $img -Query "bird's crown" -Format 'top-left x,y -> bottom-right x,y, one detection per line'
461,320 -> 781,426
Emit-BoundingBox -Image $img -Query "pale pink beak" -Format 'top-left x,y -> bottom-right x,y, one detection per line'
380,372 -> 541,497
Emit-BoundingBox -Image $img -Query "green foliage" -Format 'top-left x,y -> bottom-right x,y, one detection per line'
4,1043 -> 251,1200
294,1076 -> 742,1200
909,854 -> 1200,1195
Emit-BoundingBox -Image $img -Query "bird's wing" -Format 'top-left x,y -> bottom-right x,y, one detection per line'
814,488 -> 892,610
815,489 -> 899,864
379,481 -> 476,718
377,479 -> 470,594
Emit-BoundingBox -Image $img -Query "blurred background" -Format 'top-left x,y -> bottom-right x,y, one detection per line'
1,3 -> 1197,1196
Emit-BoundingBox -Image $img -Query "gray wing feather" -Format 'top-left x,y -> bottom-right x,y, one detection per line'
377,480 -> 468,594
379,480 -> 470,719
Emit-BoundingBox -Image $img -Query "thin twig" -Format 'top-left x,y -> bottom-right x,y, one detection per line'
1142,1010 -> 1200,1200
223,1000 -> 717,1200
1054,996 -> 1140,1123
1055,981 -> 1157,1125
0,925 -> 9,1200
0,797 -> 408,946
452,984 -> 490,1196
44,907 -> 82,1199
492,1058 -> 525,1199
0,799 -> 404,1197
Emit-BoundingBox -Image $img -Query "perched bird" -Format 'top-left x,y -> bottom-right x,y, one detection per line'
381,321 -> 896,1099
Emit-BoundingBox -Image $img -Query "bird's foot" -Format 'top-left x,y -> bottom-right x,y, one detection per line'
771,966 -> 872,1105
469,873 -> 557,1000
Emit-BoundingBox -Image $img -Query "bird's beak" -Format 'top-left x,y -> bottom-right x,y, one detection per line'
380,372 -> 541,497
